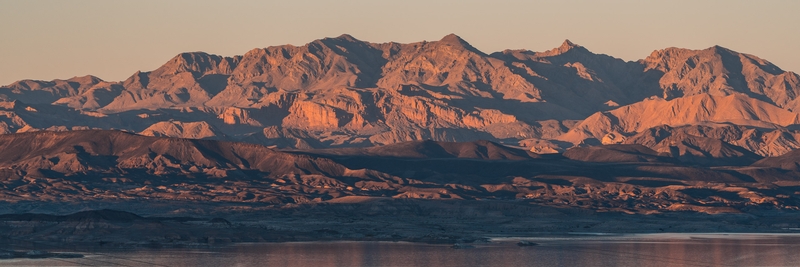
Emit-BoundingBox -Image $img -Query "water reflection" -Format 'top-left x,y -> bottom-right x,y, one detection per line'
4,234 -> 800,266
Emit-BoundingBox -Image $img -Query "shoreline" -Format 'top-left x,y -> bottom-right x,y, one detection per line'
6,228 -> 800,251
7,231 -> 800,257
3,199 -> 800,250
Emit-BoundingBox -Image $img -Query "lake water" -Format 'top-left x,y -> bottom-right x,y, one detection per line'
3,233 -> 800,266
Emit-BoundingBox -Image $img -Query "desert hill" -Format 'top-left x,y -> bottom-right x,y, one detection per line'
752,149 -> 800,171
562,144 -> 676,163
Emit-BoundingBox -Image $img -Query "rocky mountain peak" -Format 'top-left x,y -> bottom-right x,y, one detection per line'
436,33 -> 480,52
121,71 -> 150,88
152,52 -> 232,77
66,75 -> 104,84
560,39 -> 580,50
332,33 -> 359,42
707,44 -> 732,53
314,34 -> 367,48
438,33 -> 467,44
536,39 -> 588,57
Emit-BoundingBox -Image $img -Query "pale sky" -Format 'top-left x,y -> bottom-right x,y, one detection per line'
1,0 -> 798,85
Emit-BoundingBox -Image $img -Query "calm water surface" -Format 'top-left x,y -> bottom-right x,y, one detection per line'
4,233 -> 800,267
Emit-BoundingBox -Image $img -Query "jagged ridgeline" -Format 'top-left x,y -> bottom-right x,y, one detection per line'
1,34 -> 799,156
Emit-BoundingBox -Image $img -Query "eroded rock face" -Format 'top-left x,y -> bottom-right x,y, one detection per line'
218,107 -> 261,126
1,34 -> 799,157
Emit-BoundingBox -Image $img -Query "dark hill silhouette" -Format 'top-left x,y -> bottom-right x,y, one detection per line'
0,209 -> 142,222
0,130 -> 347,178
307,139 -> 539,160
562,144 -> 677,163
752,149 -> 800,171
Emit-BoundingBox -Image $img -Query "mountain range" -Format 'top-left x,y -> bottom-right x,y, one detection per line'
3,34 -> 799,158
4,35 -> 800,247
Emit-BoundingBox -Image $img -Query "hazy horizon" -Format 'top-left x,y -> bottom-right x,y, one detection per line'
1,0 -> 798,85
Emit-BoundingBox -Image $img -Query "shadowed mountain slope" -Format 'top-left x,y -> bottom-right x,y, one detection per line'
752,149 -> 800,171
562,144 -> 677,163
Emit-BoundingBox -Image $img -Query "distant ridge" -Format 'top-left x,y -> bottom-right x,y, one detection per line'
306,139 -> 540,160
